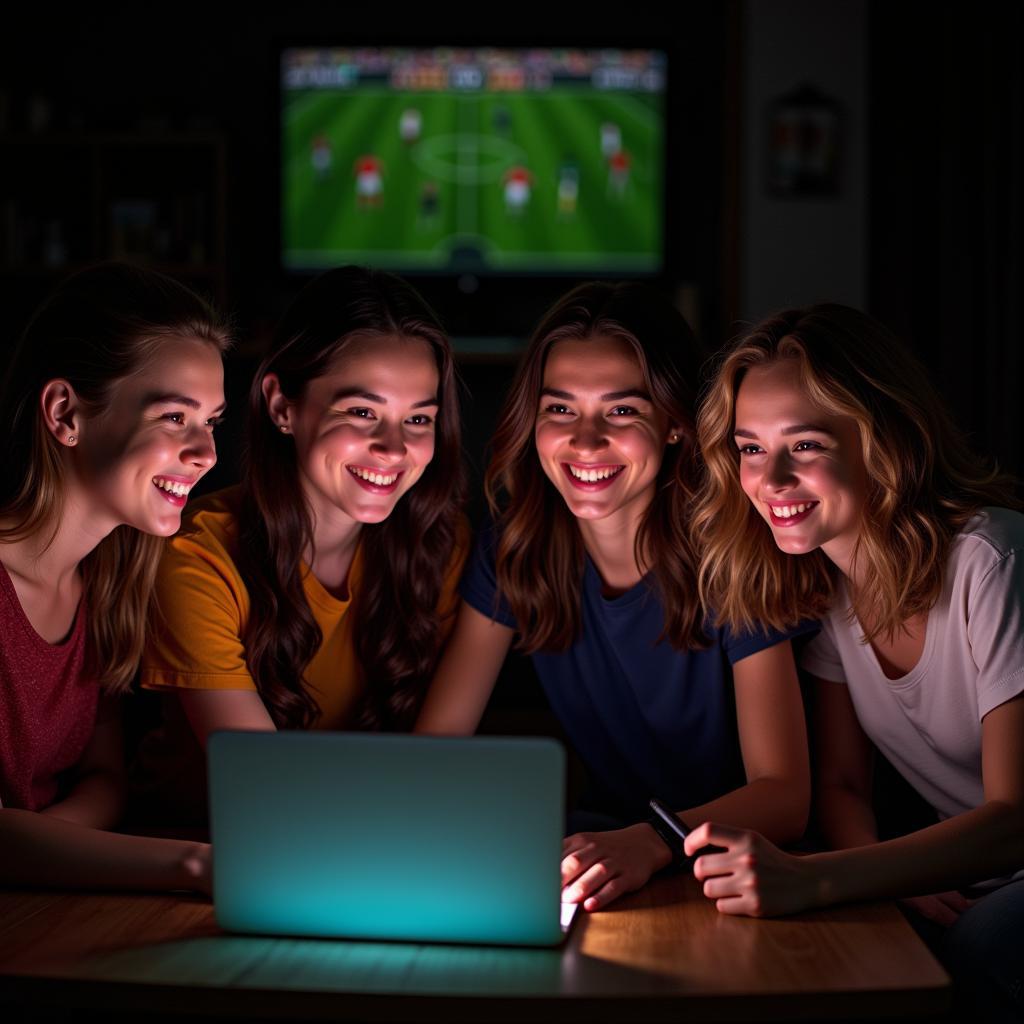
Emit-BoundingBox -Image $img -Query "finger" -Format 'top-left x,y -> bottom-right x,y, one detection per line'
935,892 -> 972,913
562,832 -> 593,855
683,820 -> 745,857
713,893 -> 760,917
692,851 -> 746,880
560,842 -> 598,885
582,875 -> 629,913
701,874 -> 744,901
562,859 -> 615,904
916,897 -> 959,928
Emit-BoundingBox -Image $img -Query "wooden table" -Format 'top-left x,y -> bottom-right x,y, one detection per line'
0,874 -> 949,1022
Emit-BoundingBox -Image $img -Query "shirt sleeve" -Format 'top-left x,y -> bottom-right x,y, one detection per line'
141,533 -> 258,692
458,521 -> 518,630
722,616 -> 820,666
800,616 -> 848,683
968,549 -> 1024,719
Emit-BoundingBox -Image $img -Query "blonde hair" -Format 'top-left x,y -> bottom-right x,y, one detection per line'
0,264 -> 232,692
695,304 -> 1019,640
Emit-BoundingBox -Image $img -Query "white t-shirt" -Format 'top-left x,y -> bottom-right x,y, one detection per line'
802,507 -> 1024,822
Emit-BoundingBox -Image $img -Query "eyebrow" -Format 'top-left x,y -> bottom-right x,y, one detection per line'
540,387 -> 652,402
733,424 -> 836,439
329,387 -> 438,409
143,392 -> 227,414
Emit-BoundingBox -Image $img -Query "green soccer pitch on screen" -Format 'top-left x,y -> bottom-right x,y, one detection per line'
281,47 -> 666,276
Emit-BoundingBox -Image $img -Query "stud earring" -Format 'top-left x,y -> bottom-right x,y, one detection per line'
669,433 -> 679,443
279,425 -> 289,434
67,435 -> 77,445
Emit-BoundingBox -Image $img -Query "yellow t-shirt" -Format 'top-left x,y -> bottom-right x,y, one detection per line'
142,488 -> 365,726
132,486 -> 467,824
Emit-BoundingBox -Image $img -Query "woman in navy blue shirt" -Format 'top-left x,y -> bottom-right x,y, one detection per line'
417,283 -> 814,911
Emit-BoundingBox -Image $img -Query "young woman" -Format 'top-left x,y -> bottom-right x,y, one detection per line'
417,282 -> 815,911
0,263 -> 230,892
134,266 -> 466,820
693,305 -> 1023,1016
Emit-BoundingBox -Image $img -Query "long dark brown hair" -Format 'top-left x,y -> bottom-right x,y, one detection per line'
485,281 -> 707,652
0,263 -> 231,692
236,266 -> 464,730
696,303 -> 1021,639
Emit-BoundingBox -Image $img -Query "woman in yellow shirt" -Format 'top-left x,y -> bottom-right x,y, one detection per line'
135,267 -> 466,821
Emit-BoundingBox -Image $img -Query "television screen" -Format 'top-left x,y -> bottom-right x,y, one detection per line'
280,47 -> 667,276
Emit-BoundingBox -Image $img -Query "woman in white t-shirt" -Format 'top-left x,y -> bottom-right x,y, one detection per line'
693,304 -> 1023,1019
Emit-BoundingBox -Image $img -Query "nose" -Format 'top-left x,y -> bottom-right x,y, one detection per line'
570,415 -> 609,456
369,420 -> 408,464
182,424 -> 216,470
764,448 -> 798,491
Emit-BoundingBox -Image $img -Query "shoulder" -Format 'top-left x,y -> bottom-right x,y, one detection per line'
167,486 -> 243,564
948,507 -> 1024,584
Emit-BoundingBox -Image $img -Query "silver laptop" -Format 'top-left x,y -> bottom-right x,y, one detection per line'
208,731 -> 575,946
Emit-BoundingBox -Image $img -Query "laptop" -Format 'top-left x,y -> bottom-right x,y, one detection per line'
207,731 -> 577,946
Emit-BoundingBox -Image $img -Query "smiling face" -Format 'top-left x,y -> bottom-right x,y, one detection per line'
534,334 -> 677,529
270,333 -> 439,531
733,358 -> 868,571
73,335 -> 226,537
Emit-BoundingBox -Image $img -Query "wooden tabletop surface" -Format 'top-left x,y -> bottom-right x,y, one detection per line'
0,873 -> 949,1022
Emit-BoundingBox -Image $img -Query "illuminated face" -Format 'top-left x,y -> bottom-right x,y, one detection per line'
534,334 -> 677,527
733,358 -> 867,569
74,336 -> 225,537
273,334 -> 439,530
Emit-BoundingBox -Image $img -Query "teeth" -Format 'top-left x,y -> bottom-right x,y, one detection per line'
153,478 -> 191,497
568,464 -> 621,482
350,467 -> 398,486
773,503 -> 813,518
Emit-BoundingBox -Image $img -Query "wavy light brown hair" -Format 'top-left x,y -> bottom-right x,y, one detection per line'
486,281 -> 707,653
696,303 -> 1020,640
236,266 -> 464,731
0,263 -> 231,693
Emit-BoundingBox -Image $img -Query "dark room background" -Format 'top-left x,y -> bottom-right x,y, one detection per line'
2,0 -> 1021,490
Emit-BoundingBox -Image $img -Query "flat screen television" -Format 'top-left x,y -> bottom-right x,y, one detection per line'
280,47 -> 668,277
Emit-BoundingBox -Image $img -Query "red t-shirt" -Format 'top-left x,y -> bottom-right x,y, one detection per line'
0,562 -> 97,810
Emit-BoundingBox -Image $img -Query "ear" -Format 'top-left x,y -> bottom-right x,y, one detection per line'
261,373 -> 293,434
40,379 -> 83,448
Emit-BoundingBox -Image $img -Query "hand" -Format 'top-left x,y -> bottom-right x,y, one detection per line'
178,841 -> 213,898
684,821 -> 818,918
899,891 -> 976,928
561,824 -> 671,911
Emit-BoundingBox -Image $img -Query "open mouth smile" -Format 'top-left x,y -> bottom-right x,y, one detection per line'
153,476 -> 194,508
562,462 -> 625,490
767,501 -> 819,526
347,465 -> 402,494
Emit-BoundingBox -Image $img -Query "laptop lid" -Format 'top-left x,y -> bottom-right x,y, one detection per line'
208,731 -> 567,946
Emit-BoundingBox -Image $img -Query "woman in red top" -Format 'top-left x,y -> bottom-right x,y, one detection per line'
0,263 -> 229,892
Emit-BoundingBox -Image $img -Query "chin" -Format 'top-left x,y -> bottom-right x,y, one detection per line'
770,531 -> 823,556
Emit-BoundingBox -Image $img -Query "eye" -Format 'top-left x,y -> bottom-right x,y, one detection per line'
544,403 -> 572,415
162,411 -> 186,425
205,415 -> 226,431
609,405 -> 639,417
406,413 -> 434,426
793,440 -> 824,452
346,407 -> 376,419
736,443 -> 764,456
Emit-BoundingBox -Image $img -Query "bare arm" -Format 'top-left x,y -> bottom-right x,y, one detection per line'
40,706 -> 127,829
686,694 -> 1024,916
680,641 -> 810,842
177,689 -> 276,751
813,676 -> 880,850
415,600 -> 515,736
1,709 -> 209,894
563,641 -> 810,910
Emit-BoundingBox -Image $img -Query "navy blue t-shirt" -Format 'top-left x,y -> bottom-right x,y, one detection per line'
461,526 -> 817,823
